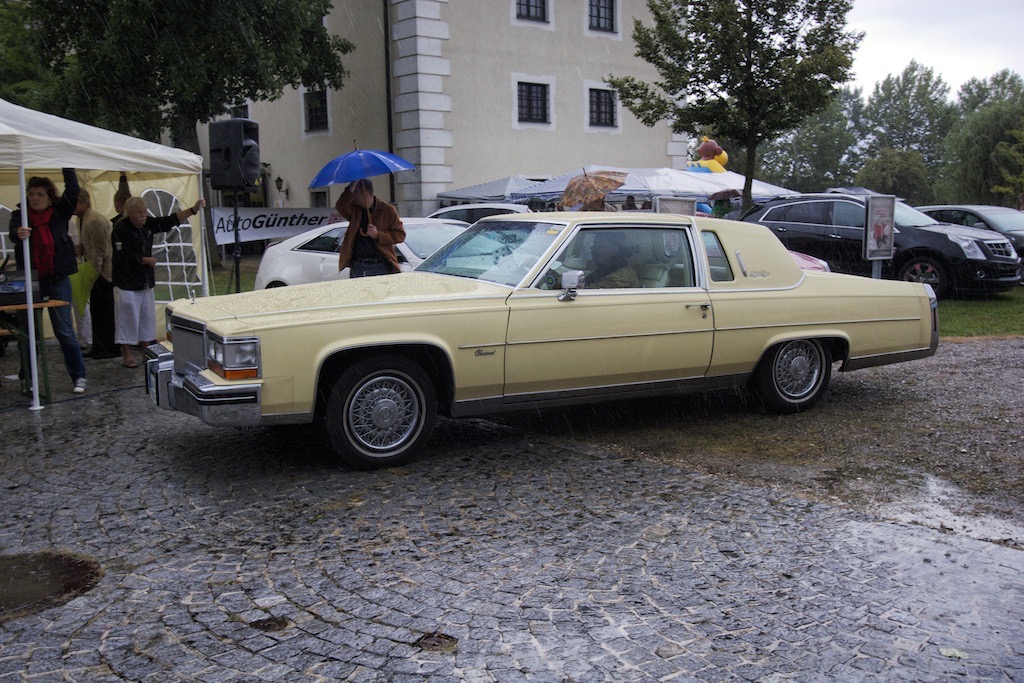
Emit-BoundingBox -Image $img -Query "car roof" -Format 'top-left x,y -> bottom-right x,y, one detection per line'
917,204 -> 1019,213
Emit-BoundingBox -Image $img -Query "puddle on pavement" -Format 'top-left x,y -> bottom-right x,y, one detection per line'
876,475 -> 1024,548
0,551 -> 102,622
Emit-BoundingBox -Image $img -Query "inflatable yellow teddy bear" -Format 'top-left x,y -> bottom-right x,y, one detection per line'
686,137 -> 729,173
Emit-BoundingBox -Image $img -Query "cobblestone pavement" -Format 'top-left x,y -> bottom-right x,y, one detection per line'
1,345 -> 1022,682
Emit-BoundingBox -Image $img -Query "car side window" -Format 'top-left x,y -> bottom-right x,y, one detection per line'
831,201 -> 865,228
537,227 -> 695,290
297,227 -> 343,253
701,231 -> 734,282
763,201 -> 827,225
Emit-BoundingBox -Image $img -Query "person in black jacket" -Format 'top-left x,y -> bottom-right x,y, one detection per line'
8,168 -> 88,393
112,195 -> 204,368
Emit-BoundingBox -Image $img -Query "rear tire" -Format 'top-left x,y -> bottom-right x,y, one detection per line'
751,339 -> 831,414
323,356 -> 436,469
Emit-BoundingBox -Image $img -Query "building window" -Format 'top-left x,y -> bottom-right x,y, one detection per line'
518,82 -> 549,123
229,103 -> 249,119
516,0 -> 547,22
304,89 -> 328,132
311,191 -> 328,208
589,0 -> 615,32
589,89 -> 616,127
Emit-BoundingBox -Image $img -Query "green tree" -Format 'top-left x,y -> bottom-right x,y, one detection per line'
937,100 -> 1024,204
26,0 -> 354,152
991,127 -> 1024,205
854,148 -> 933,204
757,87 -> 865,192
862,61 -> 956,169
0,1 -> 57,109
606,0 -> 861,208
957,69 -> 1024,115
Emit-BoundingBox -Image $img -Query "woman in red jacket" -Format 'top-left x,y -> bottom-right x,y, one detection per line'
8,168 -> 87,393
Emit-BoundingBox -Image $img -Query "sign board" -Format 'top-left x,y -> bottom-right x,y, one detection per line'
653,197 -> 697,215
864,195 -> 896,261
210,207 -> 335,246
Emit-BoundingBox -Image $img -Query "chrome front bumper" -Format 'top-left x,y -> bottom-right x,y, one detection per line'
145,342 -> 262,427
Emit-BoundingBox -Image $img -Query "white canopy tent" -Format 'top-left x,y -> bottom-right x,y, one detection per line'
0,97 -> 205,409
509,166 -> 795,204
436,175 -> 541,204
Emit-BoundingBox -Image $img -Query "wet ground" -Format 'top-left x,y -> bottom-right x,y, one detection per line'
0,339 -> 1022,681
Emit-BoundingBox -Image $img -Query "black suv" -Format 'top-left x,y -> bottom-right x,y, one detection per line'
739,194 -> 1022,297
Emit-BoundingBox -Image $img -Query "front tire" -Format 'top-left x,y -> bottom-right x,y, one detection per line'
897,255 -> 949,298
751,339 -> 832,414
323,356 -> 437,469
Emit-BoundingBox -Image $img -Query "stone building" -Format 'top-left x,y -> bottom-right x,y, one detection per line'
202,0 -> 687,216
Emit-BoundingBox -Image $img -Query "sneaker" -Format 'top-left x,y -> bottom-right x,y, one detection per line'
73,378 -> 87,394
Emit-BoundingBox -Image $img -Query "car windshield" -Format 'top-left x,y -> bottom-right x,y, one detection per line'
895,202 -> 943,227
417,219 -> 565,286
982,208 -> 1024,233
403,222 -> 468,259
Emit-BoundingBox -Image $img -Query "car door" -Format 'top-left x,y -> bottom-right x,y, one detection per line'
757,200 -> 837,263
293,226 -> 347,281
502,224 -> 714,403
825,200 -> 872,276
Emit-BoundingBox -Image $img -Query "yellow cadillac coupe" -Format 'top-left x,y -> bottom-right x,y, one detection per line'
146,213 -> 938,469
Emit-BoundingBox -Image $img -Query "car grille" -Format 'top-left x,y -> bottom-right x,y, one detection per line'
993,263 -> 1022,278
986,240 -> 1015,258
169,315 -> 207,375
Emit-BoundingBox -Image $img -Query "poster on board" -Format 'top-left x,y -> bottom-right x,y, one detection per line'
864,195 -> 896,261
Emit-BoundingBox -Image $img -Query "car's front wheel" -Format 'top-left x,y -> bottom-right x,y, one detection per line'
323,356 -> 437,469
751,339 -> 832,414
897,255 -> 948,298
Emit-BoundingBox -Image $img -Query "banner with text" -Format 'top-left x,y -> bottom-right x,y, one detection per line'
211,207 -> 337,246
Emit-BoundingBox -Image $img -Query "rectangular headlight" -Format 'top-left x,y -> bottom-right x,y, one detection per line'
206,334 -> 260,380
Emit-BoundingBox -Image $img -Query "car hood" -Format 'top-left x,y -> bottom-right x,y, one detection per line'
169,273 -> 511,334
906,221 -> 1005,241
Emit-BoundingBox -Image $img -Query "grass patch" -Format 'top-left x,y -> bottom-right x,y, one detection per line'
208,258 -> 260,296
938,286 -> 1024,337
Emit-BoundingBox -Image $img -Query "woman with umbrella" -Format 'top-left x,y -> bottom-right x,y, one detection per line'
334,178 -> 405,278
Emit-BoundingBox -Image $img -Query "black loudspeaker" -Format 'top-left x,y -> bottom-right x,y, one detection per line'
209,119 -> 260,190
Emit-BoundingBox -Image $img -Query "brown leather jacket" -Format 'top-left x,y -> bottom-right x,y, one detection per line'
335,188 -> 405,273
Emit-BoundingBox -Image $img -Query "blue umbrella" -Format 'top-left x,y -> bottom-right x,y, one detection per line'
308,148 -> 415,188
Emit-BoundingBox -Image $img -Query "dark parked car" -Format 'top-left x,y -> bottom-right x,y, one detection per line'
739,194 -> 1022,297
917,204 -> 1024,258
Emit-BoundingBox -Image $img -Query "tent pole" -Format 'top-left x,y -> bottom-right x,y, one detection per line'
17,165 -> 43,411
198,183 -> 210,297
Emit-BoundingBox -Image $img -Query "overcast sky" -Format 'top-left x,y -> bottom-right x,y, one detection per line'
846,0 -> 1024,98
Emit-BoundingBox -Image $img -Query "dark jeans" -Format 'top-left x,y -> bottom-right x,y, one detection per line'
350,260 -> 392,278
89,277 -> 117,356
20,275 -> 86,382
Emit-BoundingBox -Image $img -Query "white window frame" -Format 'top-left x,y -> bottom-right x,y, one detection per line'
584,81 -> 621,134
584,0 -> 622,39
300,86 -> 331,137
513,73 -> 556,131
511,0 -> 555,31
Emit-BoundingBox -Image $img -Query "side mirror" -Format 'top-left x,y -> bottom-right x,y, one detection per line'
558,270 -> 585,301
561,270 -> 585,289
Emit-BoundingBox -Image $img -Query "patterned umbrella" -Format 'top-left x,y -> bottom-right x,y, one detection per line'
557,169 -> 628,209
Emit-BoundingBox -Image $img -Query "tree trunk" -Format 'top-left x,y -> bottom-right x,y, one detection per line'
743,140 -> 759,212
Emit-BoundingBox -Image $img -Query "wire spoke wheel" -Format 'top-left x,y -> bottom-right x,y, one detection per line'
772,340 -> 823,401
752,339 -> 832,413
347,374 -> 421,451
324,356 -> 436,469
